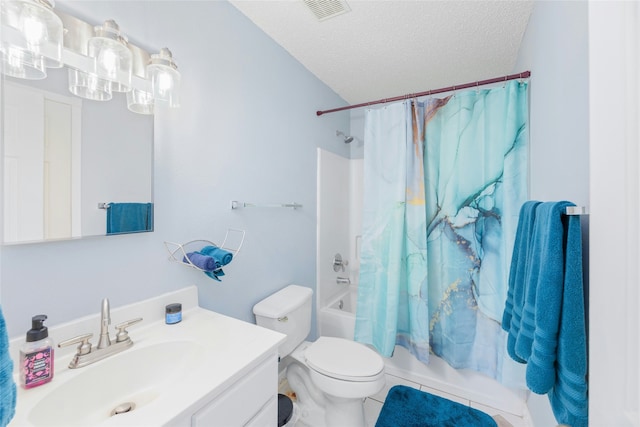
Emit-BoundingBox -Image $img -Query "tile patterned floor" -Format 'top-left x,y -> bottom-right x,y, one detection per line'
363,373 -> 529,427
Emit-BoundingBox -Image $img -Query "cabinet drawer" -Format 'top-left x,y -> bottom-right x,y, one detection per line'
191,356 -> 278,426
245,396 -> 278,427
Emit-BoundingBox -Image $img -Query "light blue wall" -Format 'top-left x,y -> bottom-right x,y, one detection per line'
512,1 -> 589,425
1,1 -> 351,338
514,0 -> 589,207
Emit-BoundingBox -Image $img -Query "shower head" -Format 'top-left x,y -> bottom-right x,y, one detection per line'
336,130 -> 354,144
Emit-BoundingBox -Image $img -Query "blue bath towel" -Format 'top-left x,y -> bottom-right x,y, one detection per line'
502,200 -> 541,363
106,202 -> 153,235
533,204 -> 587,427
0,306 -> 16,427
521,201 -> 574,392
502,201 -> 588,427
513,202 -> 571,363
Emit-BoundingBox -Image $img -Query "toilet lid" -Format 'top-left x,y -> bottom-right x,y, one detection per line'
305,337 -> 384,382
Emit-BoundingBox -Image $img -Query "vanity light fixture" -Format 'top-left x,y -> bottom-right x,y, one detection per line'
0,0 -> 63,79
124,43 -> 153,114
0,3 -> 182,115
68,68 -> 112,101
88,20 -> 132,93
126,88 -> 154,115
146,47 -> 180,109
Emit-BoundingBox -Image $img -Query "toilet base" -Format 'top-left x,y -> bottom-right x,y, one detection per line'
324,394 -> 367,427
284,344 -> 375,427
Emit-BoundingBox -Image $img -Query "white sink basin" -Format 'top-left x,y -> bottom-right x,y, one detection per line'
27,341 -> 204,426
8,287 -> 285,427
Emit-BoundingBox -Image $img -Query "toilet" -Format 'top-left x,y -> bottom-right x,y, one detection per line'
253,284 -> 385,427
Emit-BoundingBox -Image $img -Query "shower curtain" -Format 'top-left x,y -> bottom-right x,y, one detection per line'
355,80 -> 529,381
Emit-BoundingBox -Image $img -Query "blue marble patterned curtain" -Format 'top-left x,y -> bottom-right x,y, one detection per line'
355,81 -> 529,381
354,101 -> 430,361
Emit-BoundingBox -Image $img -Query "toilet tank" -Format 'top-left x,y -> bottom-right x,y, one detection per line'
253,285 -> 313,358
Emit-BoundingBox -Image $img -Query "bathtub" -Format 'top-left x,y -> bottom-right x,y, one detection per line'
318,286 -> 528,417
319,287 -> 357,339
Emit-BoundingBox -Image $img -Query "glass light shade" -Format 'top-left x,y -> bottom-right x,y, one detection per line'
0,44 -> 46,79
127,88 -> 154,115
68,68 -> 112,101
147,48 -> 180,108
87,20 -> 132,92
0,0 -> 63,71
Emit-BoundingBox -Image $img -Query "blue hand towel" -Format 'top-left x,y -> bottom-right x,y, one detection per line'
183,252 -> 217,271
0,306 -> 16,427
199,246 -> 233,281
106,203 -> 153,235
200,246 -> 233,266
502,200 -> 541,363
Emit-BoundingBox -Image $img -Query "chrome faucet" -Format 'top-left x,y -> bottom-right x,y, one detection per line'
59,298 -> 142,369
97,298 -> 111,349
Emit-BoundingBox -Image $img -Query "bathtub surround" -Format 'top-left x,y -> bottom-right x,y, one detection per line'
355,82 -> 529,385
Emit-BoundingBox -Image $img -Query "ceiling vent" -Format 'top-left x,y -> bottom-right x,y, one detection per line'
303,0 -> 351,21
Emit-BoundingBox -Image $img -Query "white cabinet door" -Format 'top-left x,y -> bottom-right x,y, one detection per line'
191,356 -> 278,427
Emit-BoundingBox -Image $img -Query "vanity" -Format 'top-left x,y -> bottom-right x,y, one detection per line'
7,286 -> 285,426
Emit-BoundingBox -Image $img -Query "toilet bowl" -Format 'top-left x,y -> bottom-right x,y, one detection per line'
305,336 -> 385,398
253,285 -> 385,427
286,339 -> 384,427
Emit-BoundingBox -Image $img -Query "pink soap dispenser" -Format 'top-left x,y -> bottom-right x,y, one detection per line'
19,315 -> 54,389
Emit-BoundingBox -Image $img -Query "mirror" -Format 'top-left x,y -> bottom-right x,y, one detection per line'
2,66 -> 154,244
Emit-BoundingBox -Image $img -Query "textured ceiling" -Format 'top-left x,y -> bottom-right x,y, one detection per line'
229,0 -> 534,106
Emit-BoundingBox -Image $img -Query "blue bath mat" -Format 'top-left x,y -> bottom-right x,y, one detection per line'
375,385 -> 497,427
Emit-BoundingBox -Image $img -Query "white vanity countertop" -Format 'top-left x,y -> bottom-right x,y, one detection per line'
8,286 -> 285,426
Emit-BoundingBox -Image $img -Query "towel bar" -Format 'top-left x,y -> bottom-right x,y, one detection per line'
565,206 -> 589,215
230,200 -> 302,209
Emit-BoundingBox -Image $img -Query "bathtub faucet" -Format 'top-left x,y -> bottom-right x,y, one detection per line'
333,253 -> 349,272
336,276 -> 351,285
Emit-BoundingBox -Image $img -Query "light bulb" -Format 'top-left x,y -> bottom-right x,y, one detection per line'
146,48 -> 180,108
88,20 -> 132,92
22,14 -> 46,47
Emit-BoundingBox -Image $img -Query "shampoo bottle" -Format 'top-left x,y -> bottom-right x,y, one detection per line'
19,315 -> 54,389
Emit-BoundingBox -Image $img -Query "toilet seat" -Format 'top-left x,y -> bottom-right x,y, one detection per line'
305,337 -> 384,382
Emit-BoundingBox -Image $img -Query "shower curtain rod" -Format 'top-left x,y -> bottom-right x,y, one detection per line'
316,70 -> 531,116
